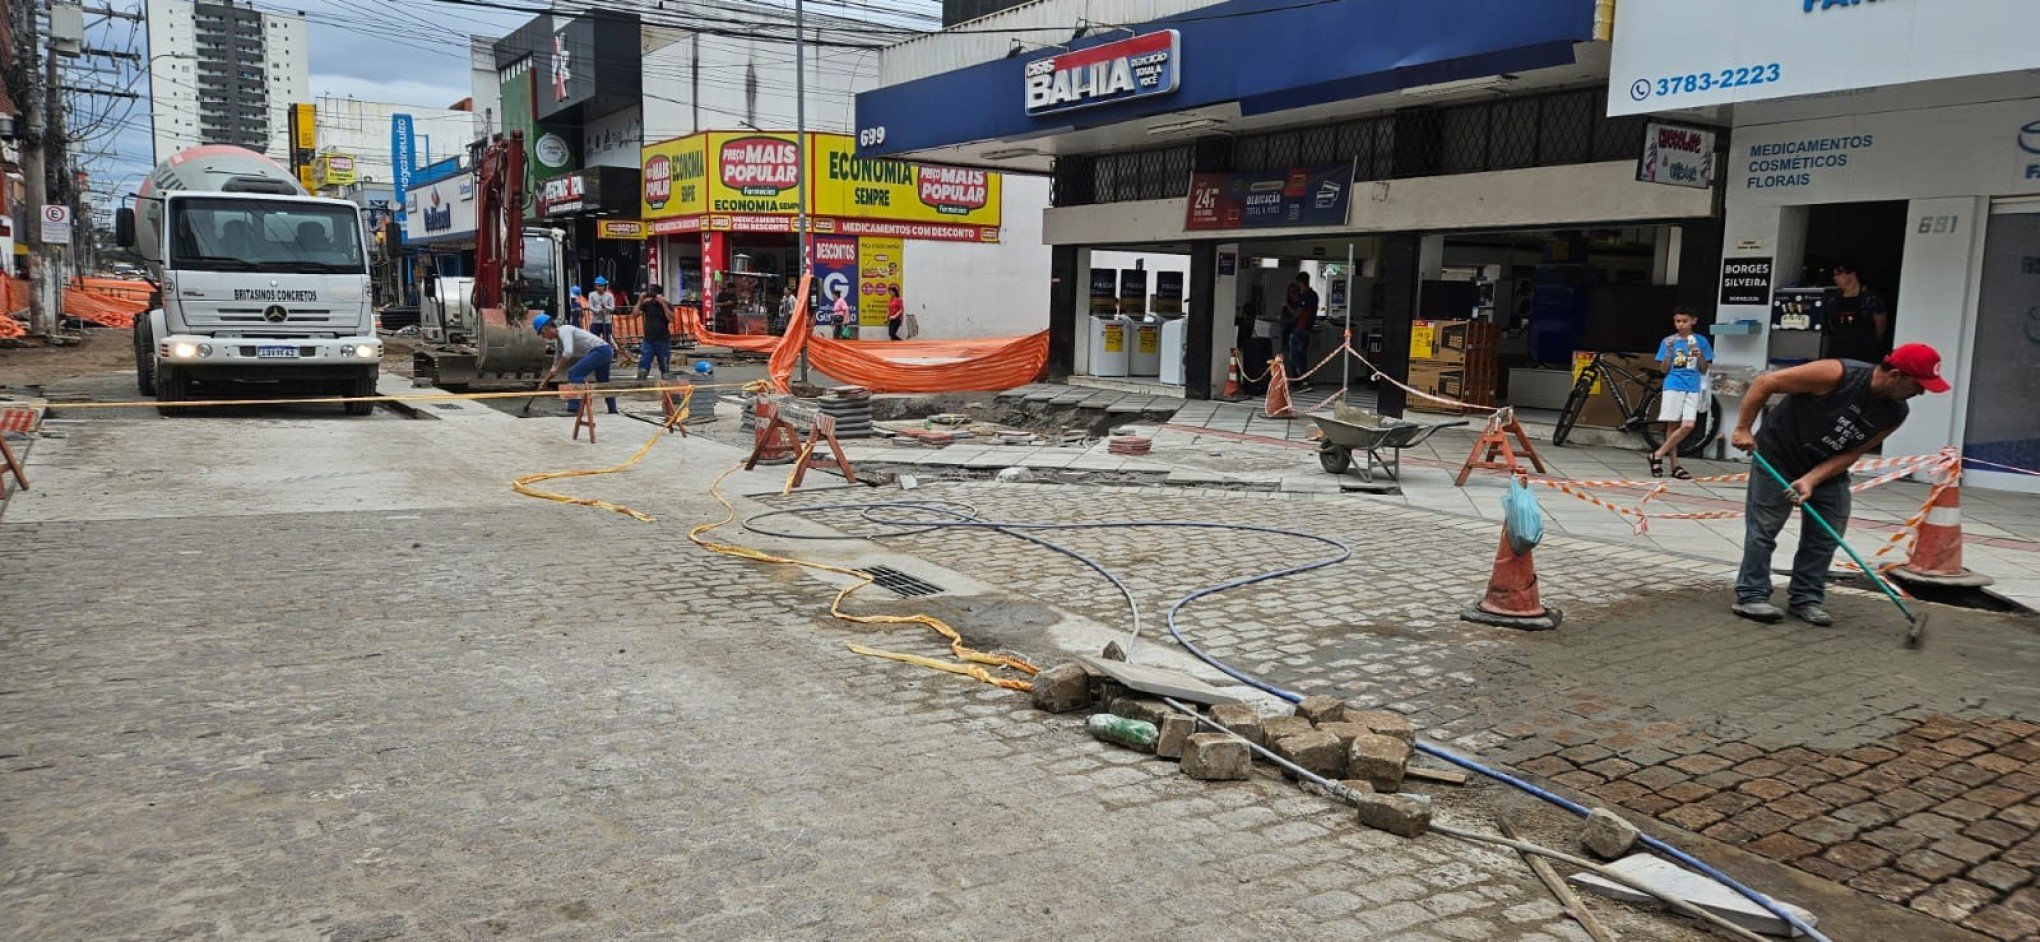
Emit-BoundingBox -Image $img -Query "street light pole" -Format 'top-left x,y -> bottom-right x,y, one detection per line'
794,0 -> 810,385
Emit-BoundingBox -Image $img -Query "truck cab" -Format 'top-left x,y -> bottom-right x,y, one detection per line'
120,148 -> 382,415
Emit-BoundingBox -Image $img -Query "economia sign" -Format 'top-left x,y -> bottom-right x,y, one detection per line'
1024,30 -> 1180,117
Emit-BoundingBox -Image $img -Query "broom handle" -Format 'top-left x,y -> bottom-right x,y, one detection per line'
1751,452 -> 1915,616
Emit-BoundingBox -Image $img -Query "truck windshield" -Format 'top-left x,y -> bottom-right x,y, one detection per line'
519,234 -> 558,309
169,198 -> 366,274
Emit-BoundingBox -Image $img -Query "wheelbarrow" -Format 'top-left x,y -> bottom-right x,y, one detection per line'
1308,406 -> 1468,483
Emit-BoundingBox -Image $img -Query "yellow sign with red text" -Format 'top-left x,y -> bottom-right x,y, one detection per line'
639,131 -> 1001,242
857,237 -> 903,329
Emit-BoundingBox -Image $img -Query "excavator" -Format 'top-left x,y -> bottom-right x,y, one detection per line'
410,130 -> 568,388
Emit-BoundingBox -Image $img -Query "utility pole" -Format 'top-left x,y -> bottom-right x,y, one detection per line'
794,0 -> 810,384
8,0 -> 54,336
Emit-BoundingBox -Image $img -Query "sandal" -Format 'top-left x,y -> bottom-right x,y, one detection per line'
1648,455 -> 1664,478
1670,466 -> 1693,480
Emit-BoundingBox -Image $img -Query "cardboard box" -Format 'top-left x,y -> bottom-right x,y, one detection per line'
1572,352 -> 1658,429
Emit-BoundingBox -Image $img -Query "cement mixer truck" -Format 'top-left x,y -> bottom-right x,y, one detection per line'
117,145 -> 381,415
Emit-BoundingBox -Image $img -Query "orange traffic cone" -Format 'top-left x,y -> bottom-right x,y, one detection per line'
1892,471 -> 1993,588
1461,526 -> 1562,631
1264,356 -> 1298,419
1222,349 -> 1244,400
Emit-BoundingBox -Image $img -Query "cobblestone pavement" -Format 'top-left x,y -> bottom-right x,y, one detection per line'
2,394 -> 1719,942
766,482 -> 2040,940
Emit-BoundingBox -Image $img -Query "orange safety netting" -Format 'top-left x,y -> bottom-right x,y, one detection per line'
3,277 -> 151,330
683,275 -> 1048,393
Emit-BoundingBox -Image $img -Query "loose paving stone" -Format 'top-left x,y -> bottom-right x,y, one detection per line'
1347,733 -> 1411,793
1031,663 -> 1092,713
1581,808 -> 1641,859
1273,731 -> 1346,780
1180,733 -> 1251,781
1208,702 -> 1264,746
1353,793 -> 1432,838
1298,694 -> 1346,724
1345,708 -> 1416,745
1261,715 -> 1316,744
1156,712 -> 1196,760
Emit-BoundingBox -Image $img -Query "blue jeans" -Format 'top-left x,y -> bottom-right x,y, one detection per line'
566,345 -> 616,413
1286,331 -> 1311,380
1736,465 -> 1850,607
637,340 -> 672,378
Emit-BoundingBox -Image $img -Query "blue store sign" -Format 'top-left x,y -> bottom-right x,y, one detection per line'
1023,30 -> 1180,117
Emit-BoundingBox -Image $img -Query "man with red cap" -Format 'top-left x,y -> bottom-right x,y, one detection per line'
1730,343 -> 1951,625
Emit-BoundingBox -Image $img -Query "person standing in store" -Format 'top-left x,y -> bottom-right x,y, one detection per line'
1825,260 -> 1890,363
829,287 -> 852,339
1728,343 -> 1948,625
633,284 -> 675,382
886,285 -> 906,341
777,283 -> 800,335
587,276 -> 618,340
1281,272 -> 1320,383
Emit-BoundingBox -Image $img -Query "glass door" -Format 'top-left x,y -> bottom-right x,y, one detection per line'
1962,204 -> 2040,493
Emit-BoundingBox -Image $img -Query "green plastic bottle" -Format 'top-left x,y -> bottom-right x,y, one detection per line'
1088,714 -> 1159,750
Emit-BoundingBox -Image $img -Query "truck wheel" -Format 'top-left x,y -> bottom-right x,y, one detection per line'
155,364 -> 189,416
134,320 -> 156,395
344,369 -> 376,416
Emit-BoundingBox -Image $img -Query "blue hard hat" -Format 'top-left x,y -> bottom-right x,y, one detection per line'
532,313 -> 552,334
594,276 -> 609,286
693,360 -> 714,374
569,285 -> 582,297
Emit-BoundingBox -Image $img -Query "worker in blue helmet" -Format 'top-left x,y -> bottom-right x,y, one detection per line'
587,275 -> 617,340
567,285 -> 588,328
534,311 -> 618,415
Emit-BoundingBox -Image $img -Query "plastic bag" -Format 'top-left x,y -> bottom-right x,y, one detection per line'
1504,478 -> 1545,555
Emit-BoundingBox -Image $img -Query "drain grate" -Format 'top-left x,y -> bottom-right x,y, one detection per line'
859,565 -> 944,598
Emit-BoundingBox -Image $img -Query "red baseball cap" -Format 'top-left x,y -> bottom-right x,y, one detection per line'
1884,343 -> 1951,393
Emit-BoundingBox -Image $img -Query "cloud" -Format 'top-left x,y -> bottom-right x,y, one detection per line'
309,74 -> 474,110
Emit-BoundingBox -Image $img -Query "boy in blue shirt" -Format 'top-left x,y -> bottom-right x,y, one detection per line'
1650,307 -> 1713,479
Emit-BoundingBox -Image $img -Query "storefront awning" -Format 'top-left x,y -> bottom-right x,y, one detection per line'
853,0 -> 1601,159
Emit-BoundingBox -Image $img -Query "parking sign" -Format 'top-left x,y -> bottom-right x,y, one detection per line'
40,205 -> 72,245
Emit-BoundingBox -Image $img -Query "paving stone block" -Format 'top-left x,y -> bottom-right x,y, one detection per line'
1273,731 -> 1346,780
1109,696 -> 1171,727
1030,663 -> 1092,714
1180,733 -> 1251,781
1895,849 -> 1966,882
1297,694 -> 1345,724
1314,721 -> 1368,745
1261,715 -> 1316,743
1581,808 -> 1639,859
1353,793 -> 1432,839
1963,904 -> 2040,942
1156,713 -> 1196,760
1208,702 -> 1264,746
1346,734 -> 1410,793
1746,832 -> 1819,862
1847,867 -> 1930,904
1343,708 -> 1415,745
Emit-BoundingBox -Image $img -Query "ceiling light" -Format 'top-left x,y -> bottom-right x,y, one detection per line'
1146,117 -> 1224,137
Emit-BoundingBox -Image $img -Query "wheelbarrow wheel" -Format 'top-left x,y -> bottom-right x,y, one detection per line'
1319,443 -> 1353,475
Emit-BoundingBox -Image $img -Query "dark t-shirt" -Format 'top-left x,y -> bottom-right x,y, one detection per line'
1290,287 -> 1320,332
1755,360 -> 1909,479
639,299 -> 671,342
1826,289 -> 1888,363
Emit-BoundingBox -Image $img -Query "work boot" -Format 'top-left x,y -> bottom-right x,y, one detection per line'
636,371 -> 649,383
1789,604 -> 1834,627
1731,600 -> 1784,623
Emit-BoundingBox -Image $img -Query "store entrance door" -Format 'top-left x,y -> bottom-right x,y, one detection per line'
1962,204 -> 2040,493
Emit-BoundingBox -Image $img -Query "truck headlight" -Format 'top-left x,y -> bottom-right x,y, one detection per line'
198,344 -> 213,357
170,342 -> 199,359
354,344 -> 378,358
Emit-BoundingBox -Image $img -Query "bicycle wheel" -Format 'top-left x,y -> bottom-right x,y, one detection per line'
1678,397 -> 1725,458
1552,367 -> 1596,446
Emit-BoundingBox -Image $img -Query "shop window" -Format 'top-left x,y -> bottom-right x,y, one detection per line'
1488,97 -> 1540,170
1537,92 -> 1595,165
1438,106 -> 1487,175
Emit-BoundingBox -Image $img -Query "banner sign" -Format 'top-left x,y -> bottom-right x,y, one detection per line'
1637,121 -> 1717,189
390,113 -> 415,242
1024,30 -> 1180,118
812,235 -> 859,322
1185,164 -> 1351,231
1609,0 -> 2036,116
1089,268 -> 1118,315
596,219 -> 647,240
810,135 -> 1001,229
1118,268 -> 1148,313
1153,271 -> 1184,315
857,237 -> 903,328
715,134 -> 803,213
1720,257 -> 1774,307
641,133 -> 709,219
404,172 -> 478,243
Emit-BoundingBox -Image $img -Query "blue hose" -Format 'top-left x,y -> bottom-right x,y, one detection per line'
746,498 -> 1827,941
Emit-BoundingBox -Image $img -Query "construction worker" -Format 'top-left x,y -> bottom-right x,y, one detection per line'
588,276 -> 618,340
534,313 -> 618,415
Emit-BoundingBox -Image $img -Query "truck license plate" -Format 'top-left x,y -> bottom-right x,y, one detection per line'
257,345 -> 299,359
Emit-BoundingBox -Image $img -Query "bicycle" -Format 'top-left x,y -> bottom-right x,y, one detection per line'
1551,351 -> 1722,458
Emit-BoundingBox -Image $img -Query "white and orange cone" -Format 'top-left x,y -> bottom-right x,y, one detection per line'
1222,349 -> 1245,400
1264,356 -> 1298,419
1461,524 -> 1562,631
1891,469 -> 1993,588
